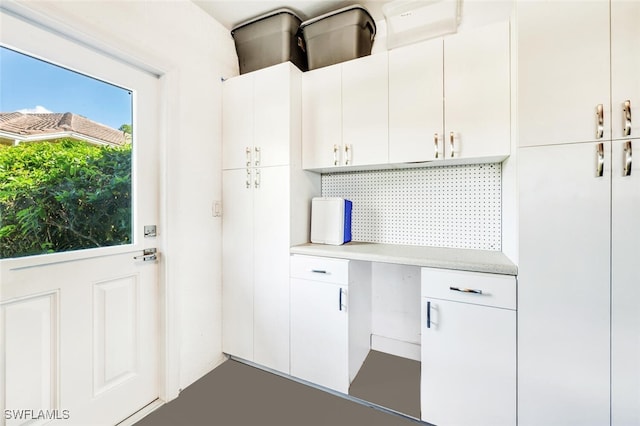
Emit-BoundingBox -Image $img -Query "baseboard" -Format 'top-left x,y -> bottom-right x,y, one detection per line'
371,335 -> 420,361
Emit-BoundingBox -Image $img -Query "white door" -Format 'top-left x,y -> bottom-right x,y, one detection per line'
518,142 -> 611,426
611,139 -> 640,425
222,72 -> 253,171
517,0 -> 610,147
221,168 -> 254,361
444,20 -> 510,159
302,64 -> 342,170
0,12 -> 161,426
421,298 -> 516,426
253,166 -> 291,373
342,53 -> 389,167
290,278 -> 349,393
388,38 -> 443,163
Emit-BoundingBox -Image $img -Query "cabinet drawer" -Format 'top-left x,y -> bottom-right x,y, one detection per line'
421,268 -> 516,310
290,255 -> 349,284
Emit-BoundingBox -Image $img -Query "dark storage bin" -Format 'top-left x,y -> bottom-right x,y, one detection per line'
300,5 -> 376,70
231,9 -> 307,74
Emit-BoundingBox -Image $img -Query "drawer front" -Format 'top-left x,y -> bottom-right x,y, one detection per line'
290,254 -> 350,284
421,267 -> 516,310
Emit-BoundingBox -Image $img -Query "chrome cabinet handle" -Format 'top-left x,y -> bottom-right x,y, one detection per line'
333,144 -> 339,166
596,143 -> 605,177
426,301 -> 431,329
449,131 -> 455,158
245,146 -> 252,167
254,169 -> 261,189
338,288 -> 344,311
254,146 -> 261,167
344,144 -> 352,165
310,269 -> 327,274
246,169 -> 251,189
624,100 -> 632,137
596,104 -> 604,139
624,141 -> 633,177
434,133 -> 440,159
449,286 -> 483,295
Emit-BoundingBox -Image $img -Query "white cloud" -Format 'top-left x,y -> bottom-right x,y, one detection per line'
17,105 -> 53,114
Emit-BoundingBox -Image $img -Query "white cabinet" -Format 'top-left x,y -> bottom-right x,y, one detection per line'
420,268 -> 516,426
389,38 -> 443,163
518,0 -> 640,146
518,3 -> 640,424
223,62 -> 297,170
302,53 -> 388,170
388,20 -> 510,163
611,0 -> 640,141
290,255 -> 371,393
518,143 -> 611,426
222,64 -> 320,374
342,53 -> 389,167
612,138 -> 640,425
444,20 -> 510,159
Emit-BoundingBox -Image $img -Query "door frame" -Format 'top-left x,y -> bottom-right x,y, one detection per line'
0,0 -> 180,405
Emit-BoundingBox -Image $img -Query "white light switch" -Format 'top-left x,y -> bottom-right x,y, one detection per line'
212,201 -> 222,217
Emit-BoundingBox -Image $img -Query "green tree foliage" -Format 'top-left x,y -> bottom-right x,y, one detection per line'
0,139 -> 131,258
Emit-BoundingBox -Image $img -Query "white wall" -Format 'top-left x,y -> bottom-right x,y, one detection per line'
6,0 -> 238,395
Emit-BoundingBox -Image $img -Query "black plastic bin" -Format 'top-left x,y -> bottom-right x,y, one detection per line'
231,8 -> 308,74
300,5 -> 376,71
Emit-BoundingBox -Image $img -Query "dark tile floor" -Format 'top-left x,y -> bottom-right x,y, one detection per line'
134,356 -> 421,426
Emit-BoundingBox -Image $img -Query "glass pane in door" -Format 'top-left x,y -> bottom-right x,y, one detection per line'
0,46 -> 133,258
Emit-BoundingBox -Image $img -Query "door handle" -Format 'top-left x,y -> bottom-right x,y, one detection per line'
624,141 -> 633,177
449,286 -> 483,295
596,104 -> 604,139
254,146 -> 261,167
426,301 -> 431,329
623,100 -> 632,137
245,146 -> 252,167
338,288 -> 345,311
596,143 -> 605,177
449,131 -> 456,158
134,248 -> 157,262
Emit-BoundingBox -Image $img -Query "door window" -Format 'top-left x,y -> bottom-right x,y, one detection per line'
0,46 -> 133,258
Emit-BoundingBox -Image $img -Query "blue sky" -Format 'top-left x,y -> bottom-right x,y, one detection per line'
0,46 -> 132,130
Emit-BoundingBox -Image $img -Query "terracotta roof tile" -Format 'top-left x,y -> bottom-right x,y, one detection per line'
0,112 -> 128,146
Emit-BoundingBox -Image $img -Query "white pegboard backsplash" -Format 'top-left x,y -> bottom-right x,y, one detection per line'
321,164 -> 502,250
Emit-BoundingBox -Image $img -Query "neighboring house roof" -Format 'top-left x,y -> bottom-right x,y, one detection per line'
0,112 -> 128,146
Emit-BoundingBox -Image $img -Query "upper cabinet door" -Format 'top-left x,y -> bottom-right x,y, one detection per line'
342,53 -> 389,167
302,63 -> 342,169
517,1 -> 610,147
389,38 -> 444,163
611,0 -> 640,141
254,63 -> 296,168
445,20 -> 510,159
222,72 -> 253,170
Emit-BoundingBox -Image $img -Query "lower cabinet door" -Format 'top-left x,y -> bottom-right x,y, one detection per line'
290,278 -> 349,393
421,297 -> 516,426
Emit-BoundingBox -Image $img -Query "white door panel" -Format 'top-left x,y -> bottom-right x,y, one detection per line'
1,12 -> 161,425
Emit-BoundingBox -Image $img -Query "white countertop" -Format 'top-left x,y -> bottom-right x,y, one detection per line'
290,242 -> 518,276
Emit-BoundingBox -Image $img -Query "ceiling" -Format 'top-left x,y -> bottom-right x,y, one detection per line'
192,0 -> 391,31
